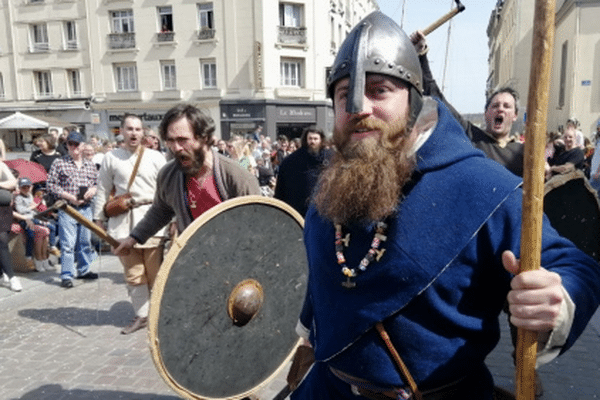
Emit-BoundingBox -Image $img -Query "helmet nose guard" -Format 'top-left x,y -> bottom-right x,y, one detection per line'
327,11 -> 423,115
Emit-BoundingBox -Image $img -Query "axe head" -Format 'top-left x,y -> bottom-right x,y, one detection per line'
50,200 -> 68,211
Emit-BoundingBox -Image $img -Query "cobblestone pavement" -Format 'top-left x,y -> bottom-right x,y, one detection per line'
1,252 -> 599,399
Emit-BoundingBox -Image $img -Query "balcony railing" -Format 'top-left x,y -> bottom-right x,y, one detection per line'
157,31 -> 175,42
196,28 -> 215,40
36,92 -> 54,99
65,40 -> 78,50
108,32 -> 136,49
277,26 -> 307,45
31,42 -> 50,52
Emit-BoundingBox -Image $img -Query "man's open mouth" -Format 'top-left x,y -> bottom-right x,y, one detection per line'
494,116 -> 504,127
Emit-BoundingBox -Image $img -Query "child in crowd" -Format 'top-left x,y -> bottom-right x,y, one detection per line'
33,187 -> 59,256
13,178 -> 54,272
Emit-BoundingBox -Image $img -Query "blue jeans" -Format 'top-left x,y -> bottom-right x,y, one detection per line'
19,221 -> 35,258
46,220 -> 58,248
19,218 -> 51,258
58,205 -> 96,280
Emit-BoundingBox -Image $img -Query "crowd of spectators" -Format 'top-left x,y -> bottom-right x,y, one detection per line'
220,128 -> 333,199
5,115 -> 598,294
544,117 -> 600,182
0,123 -> 333,292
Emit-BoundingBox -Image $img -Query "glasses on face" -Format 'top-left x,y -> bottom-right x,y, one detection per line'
67,141 -> 81,147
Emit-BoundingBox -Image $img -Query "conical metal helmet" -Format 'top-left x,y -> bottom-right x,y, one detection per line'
327,11 -> 423,115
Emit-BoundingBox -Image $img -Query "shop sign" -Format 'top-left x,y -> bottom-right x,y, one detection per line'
278,107 -> 315,122
221,104 -> 264,120
255,41 -> 263,89
108,112 -> 165,124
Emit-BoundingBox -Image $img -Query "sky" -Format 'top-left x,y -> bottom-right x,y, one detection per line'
376,1 -> 495,114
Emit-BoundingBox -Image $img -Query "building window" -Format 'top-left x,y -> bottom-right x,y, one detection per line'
111,10 -> 134,33
161,60 -> 177,90
278,3 -> 305,44
198,3 -> 213,29
157,6 -> 175,42
158,6 -> 173,31
280,59 -> 302,87
30,24 -> 49,52
67,69 -> 82,96
110,10 -> 136,49
34,71 -> 53,97
558,40 -> 568,109
64,21 -> 78,50
114,63 -> 138,92
200,60 -> 217,88
279,3 -> 302,27
197,3 -> 215,39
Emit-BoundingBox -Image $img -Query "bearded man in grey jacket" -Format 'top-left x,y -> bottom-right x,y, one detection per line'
114,104 -> 260,255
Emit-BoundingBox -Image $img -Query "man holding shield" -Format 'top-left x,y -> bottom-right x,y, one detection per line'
114,104 -> 260,255
292,11 -> 600,399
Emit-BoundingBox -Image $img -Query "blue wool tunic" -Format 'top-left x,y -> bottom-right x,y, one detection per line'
293,100 -> 600,399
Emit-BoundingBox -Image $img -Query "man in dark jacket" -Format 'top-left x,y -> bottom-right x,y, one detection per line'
275,126 -> 331,216
411,31 -> 524,177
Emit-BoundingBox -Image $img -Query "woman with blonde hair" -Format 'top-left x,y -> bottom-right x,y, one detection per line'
227,135 -> 257,175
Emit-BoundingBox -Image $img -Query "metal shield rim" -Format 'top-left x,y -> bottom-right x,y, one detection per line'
148,195 -> 305,400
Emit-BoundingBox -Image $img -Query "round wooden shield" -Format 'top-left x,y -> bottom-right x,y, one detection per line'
544,170 -> 600,262
149,196 -> 307,399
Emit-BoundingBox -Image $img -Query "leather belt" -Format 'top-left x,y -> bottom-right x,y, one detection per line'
330,367 -> 466,400
70,203 -> 91,210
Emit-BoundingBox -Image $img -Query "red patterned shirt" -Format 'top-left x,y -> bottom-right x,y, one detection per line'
186,174 -> 221,220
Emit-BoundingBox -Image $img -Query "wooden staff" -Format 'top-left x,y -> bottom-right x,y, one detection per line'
422,0 -> 465,36
52,200 -> 121,248
516,1 -> 556,399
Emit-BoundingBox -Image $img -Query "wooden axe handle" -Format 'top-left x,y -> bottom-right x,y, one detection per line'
55,200 -> 121,248
422,1 -> 466,36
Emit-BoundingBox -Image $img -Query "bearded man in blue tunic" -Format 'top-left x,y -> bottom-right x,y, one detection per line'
291,11 -> 600,400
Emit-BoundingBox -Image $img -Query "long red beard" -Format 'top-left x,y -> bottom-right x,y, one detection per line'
313,118 -> 415,225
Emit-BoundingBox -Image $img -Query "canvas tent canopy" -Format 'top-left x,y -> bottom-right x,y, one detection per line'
0,112 -> 70,130
0,112 -> 71,151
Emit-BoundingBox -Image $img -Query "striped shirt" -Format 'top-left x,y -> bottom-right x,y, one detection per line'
47,155 -> 98,200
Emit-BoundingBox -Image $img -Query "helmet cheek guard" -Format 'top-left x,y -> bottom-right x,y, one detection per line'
327,11 -> 423,124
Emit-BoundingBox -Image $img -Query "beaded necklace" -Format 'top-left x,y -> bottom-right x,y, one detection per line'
335,220 -> 389,288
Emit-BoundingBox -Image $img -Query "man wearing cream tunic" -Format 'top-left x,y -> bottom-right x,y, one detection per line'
94,113 -> 167,335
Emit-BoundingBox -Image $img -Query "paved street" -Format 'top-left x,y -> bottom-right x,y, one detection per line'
1,251 -> 600,399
